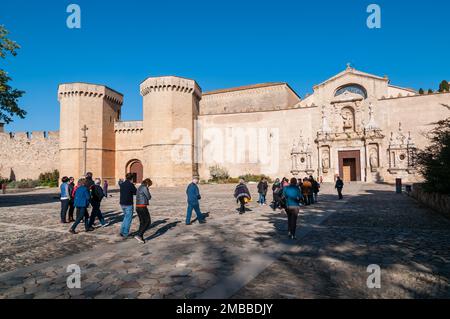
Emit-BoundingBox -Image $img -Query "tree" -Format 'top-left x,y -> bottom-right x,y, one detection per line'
418,88 -> 424,95
416,118 -> 450,194
439,80 -> 450,93
428,89 -> 434,94
0,25 -> 25,124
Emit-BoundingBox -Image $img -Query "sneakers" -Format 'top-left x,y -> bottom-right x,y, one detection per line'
198,219 -> 206,224
134,235 -> 145,244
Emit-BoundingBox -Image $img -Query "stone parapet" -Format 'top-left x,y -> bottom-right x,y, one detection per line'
58,82 -> 123,105
114,121 -> 143,133
411,184 -> 450,219
140,76 -> 202,99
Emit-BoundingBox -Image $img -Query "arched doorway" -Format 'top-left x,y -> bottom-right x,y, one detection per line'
126,159 -> 143,184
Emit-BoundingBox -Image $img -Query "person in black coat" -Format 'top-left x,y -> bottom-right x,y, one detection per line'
88,178 -> 109,228
257,177 -> 269,206
271,178 -> 282,211
119,173 -> 137,238
335,176 -> 344,200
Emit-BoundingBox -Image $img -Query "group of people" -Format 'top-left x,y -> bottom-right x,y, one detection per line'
59,173 -> 110,234
270,175 -> 321,211
60,171 -> 345,244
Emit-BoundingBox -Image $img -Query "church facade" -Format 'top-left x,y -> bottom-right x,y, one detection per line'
53,66 -> 450,186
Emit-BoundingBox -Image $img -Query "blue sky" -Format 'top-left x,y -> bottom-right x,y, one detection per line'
1,0 -> 449,132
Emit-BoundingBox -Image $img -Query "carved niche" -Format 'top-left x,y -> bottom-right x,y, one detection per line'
321,147 -> 331,174
291,132 -> 314,176
368,144 -> 379,172
341,106 -> 356,132
387,123 -> 417,174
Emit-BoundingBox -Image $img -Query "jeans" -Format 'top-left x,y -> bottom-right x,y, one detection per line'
88,201 -> 105,228
186,203 -> 204,225
120,205 -> 134,236
136,207 -> 151,237
71,207 -> 89,231
313,192 -> 318,203
286,206 -> 299,236
308,194 -> 315,205
258,193 -> 266,204
60,199 -> 70,222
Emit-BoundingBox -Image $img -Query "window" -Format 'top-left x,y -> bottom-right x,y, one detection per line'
335,84 -> 367,99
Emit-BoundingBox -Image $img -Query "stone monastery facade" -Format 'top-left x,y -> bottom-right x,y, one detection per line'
1,65 -> 450,187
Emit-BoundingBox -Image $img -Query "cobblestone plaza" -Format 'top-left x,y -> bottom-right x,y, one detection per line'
0,183 -> 449,299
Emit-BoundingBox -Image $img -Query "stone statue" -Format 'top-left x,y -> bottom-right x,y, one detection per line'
322,152 -> 330,173
369,150 -> 378,171
341,108 -> 354,131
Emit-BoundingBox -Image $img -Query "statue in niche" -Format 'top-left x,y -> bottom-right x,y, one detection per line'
341,107 -> 354,132
369,149 -> 379,171
322,151 -> 330,173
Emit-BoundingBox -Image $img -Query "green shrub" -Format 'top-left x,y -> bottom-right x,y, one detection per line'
416,118 -> 450,194
38,170 -> 59,186
8,179 -> 40,189
238,174 -> 273,183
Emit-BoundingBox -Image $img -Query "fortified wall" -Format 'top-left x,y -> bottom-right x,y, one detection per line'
0,125 -> 59,181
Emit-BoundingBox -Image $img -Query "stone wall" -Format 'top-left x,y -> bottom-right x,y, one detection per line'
200,83 -> 300,115
114,121 -> 144,181
0,131 -> 60,181
411,184 -> 450,219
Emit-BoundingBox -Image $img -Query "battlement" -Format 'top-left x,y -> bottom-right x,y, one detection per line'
58,83 -> 123,105
0,130 -> 59,140
114,121 -> 143,133
140,76 -> 202,99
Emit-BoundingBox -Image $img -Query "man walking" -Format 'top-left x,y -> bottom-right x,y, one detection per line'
257,177 -> 268,206
88,178 -> 109,228
119,173 -> 137,238
186,177 -> 206,225
335,176 -> 344,200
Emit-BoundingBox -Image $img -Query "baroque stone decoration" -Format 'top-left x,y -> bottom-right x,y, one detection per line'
290,132 -> 314,176
387,123 -> 417,174
1,66 -> 449,186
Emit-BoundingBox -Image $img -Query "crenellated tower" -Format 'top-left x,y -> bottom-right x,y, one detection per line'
140,76 -> 202,187
58,83 -> 123,183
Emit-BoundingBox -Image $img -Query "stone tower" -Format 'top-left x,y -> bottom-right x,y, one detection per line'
140,76 -> 202,187
58,83 -> 123,183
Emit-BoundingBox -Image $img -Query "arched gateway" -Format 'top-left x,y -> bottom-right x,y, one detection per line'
126,159 -> 143,184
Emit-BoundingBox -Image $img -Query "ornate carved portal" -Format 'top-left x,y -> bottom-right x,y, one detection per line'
291,132 -> 314,176
387,123 -> 417,174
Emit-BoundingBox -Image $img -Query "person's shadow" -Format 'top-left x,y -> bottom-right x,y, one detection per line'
144,221 -> 181,241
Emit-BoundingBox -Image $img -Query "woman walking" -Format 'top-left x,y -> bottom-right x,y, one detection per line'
60,176 -> 70,223
69,178 -> 93,234
134,178 -> 153,243
282,178 -> 302,240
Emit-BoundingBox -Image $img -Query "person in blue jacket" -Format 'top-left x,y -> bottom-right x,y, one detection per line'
69,178 -> 93,234
282,177 -> 303,240
185,177 -> 206,225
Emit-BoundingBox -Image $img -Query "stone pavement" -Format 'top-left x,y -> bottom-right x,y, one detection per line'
0,183 -> 449,299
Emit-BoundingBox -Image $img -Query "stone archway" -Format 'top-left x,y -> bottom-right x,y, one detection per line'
126,159 -> 143,184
